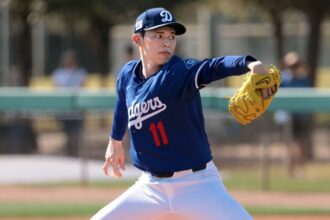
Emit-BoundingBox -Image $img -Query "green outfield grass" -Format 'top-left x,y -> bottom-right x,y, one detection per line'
0,202 -> 329,217
20,161 -> 330,192
80,162 -> 330,192
247,206 -> 330,215
0,202 -> 102,217
1,162 -> 329,217
221,162 -> 330,192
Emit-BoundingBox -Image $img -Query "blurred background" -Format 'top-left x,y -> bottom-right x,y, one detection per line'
0,0 -> 330,219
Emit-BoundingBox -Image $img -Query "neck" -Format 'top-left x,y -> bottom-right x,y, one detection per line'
140,56 -> 161,78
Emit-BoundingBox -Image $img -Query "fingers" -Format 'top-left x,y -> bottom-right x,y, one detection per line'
260,86 -> 277,99
103,140 -> 125,178
111,159 -> 123,177
102,159 -> 111,176
271,85 -> 278,93
102,160 -> 109,176
103,157 -> 125,178
119,157 -> 126,171
261,88 -> 270,99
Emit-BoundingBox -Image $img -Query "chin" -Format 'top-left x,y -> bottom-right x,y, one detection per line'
158,56 -> 172,65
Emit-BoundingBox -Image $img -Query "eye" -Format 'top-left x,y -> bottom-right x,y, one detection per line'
170,35 -> 176,40
155,34 -> 162,39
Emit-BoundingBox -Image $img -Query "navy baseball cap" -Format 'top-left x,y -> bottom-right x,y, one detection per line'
134,7 -> 186,35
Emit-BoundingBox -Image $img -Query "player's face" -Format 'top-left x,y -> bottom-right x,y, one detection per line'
140,27 -> 177,65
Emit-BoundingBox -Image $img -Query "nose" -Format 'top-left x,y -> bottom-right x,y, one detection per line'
161,42 -> 169,47
161,38 -> 170,47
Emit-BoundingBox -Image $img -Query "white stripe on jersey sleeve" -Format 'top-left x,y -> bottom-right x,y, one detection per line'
195,61 -> 208,89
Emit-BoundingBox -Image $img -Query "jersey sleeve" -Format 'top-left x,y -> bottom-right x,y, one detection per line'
110,70 -> 128,141
194,55 -> 257,89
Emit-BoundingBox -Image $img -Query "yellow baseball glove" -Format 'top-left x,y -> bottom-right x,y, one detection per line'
228,65 -> 281,125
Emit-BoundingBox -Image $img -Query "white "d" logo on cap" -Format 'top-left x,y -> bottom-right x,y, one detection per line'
160,11 -> 173,22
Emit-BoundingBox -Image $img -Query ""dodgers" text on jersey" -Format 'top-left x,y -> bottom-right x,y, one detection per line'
128,97 -> 167,130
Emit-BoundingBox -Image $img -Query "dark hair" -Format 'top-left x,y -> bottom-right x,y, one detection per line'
139,31 -> 145,38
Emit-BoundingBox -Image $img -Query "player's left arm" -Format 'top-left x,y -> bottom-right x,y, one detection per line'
195,55 -> 257,88
195,56 -> 276,98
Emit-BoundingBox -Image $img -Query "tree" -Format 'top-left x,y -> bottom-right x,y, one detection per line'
10,0 -> 34,86
252,0 -> 289,66
289,0 -> 330,86
242,0 -> 330,86
229,0 -> 289,66
44,0 -> 195,77
10,0 -> 196,84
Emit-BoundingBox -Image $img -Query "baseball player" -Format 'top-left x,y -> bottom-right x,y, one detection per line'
92,7 -> 276,220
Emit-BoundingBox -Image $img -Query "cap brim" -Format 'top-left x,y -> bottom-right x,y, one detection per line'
144,22 -> 186,35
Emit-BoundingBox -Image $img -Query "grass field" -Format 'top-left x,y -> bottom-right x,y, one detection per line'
1,202 -> 330,217
221,162 -> 330,192
0,162 -> 329,219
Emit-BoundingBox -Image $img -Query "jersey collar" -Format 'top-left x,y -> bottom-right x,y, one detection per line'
132,55 -> 179,82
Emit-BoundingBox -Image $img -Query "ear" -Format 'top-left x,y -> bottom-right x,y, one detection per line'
132,34 -> 141,45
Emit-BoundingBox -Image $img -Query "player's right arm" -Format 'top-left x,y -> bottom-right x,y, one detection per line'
103,65 -> 130,178
103,138 -> 125,177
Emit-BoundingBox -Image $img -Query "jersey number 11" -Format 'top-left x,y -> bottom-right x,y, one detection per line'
149,121 -> 169,147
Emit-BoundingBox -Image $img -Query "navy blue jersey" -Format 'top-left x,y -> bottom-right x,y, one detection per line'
111,55 -> 256,173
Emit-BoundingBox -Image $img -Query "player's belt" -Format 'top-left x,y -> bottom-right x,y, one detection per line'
151,163 -> 207,178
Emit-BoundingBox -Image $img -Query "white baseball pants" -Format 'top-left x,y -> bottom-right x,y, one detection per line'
91,161 -> 253,220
